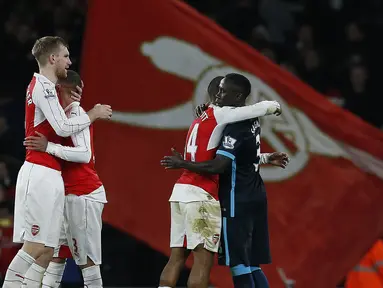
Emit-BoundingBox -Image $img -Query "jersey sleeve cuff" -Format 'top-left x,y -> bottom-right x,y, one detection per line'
260,153 -> 271,164
46,142 -> 58,156
217,150 -> 235,160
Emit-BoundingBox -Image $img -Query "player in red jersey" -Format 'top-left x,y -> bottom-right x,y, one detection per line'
2,37 -> 112,288
24,70 -> 106,288
158,76 -> 281,288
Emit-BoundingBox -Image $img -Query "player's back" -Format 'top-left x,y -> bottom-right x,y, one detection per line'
172,106 -> 221,201
218,119 -> 266,213
61,103 -> 103,198
25,74 -> 62,170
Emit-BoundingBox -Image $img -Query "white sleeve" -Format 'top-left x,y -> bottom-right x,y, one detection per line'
45,106 -> 92,163
214,101 -> 280,125
259,153 -> 271,165
33,82 -> 91,137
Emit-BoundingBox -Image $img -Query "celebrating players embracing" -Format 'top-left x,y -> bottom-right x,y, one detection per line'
158,75 -> 281,288
2,37 -> 112,288
162,73 -> 290,288
24,70 -> 107,288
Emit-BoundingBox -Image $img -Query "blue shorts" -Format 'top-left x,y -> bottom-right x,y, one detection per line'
218,199 -> 271,267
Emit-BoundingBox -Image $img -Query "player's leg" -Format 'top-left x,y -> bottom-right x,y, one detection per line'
22,169 -> 65,288
41,257 -> 66,288
187,244 -> 214,288
66,195 -> 104,288
219,205 -> 255,288
249,199 -> 271,288
185,201 -> 222,288
159,202 -> 191,288
3,164 -> 63,288
41,221 -> 70,288
3,164 -> 36,288
159,247 -> 190,288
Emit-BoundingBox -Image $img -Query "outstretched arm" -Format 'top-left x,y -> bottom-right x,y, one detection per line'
161,148 -> 231,174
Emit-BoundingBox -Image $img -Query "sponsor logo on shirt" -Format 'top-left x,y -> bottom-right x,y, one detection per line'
44,89 -> 55,98
222,136 -> 237,149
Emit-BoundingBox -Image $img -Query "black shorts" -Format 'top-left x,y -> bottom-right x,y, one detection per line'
218,199 -> 271,267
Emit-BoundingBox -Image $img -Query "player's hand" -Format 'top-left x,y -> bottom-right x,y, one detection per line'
274,105 -> 282,116
264,101 -> 281,116
88,104 -> 113,121
268,152 -> 289,169
24,132 -> 48,152
70,85 -> 83,102
160,148 -> 184,169
195,103 -> 209,118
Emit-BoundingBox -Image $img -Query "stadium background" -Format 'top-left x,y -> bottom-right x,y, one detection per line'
1,0 -> 383,287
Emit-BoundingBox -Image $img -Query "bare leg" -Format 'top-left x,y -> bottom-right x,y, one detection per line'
187,244 -> 214,288
159,247 -> 191,287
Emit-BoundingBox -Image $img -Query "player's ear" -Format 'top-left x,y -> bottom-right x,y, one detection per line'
48,54 -> 55,65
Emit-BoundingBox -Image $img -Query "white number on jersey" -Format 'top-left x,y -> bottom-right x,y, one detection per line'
253,134 -> 261,172
186,123 -> 199,162
26,91 -> 32,105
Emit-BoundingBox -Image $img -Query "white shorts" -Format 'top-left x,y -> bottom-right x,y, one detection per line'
13,162 -> 65,248
53,195 -> 104,266
170,201 -> 222,253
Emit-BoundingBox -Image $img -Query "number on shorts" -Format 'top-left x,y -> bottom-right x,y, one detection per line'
186,123 -> 199,162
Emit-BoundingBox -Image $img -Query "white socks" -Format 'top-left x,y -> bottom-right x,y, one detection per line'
82,265 -> 103,288
2,250 -> 35,288
22,263 -> 46,288
42,262 -> 66,288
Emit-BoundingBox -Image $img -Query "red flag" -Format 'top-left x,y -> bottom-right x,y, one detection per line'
81,1 -> 383,287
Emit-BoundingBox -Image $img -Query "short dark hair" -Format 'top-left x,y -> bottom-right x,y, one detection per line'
32,36 -> 68,65
207,76 -> 224,99
58,70 -> 82,88
225,73 -> 251,98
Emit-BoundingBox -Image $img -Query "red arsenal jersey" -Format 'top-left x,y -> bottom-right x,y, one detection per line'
25,73 -> 92,171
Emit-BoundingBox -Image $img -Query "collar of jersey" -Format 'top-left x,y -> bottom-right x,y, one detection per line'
34,73 -> 55,87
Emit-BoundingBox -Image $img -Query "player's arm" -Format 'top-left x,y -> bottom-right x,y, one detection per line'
24,106 -> 92,163
260,152 -> 289,168
214,101 -> 281,125
45,127 -> 92,163
33,83 -> 111,137
45,105 -> 92,163
260,153 -> 271,164
161,148 -> 231,174
161,125 -> 241,174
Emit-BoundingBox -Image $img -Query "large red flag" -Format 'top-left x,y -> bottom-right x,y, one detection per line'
81,1 -> 383,287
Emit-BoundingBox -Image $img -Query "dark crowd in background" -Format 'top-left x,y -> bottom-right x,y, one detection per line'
1,0 -> 382,286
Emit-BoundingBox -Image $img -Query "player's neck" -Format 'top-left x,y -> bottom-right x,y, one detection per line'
61,96 -> 74,109
39,67 -> 58,84
233,102 -> 246,107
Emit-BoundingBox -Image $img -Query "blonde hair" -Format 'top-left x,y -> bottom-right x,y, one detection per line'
31,36 -> 68,66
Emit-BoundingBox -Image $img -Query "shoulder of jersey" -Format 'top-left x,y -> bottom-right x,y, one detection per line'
212,105 -> 235,112
78,105 -> 86,115
226,119 -> 250,130
34,76 -> 56,98
68,102 -> 85,116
